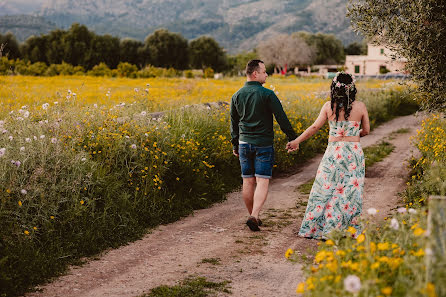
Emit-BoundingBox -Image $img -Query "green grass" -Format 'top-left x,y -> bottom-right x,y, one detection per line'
364,141 -> 395,167
296,178 -> 315,195
200,258 -> 221,265
142,277 -> 231,297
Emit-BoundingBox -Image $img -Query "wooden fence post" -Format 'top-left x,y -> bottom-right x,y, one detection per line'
427,195 -> 446,296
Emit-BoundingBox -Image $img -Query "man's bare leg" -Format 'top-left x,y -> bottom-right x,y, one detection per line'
242,177 -> 256,215
251,177 -> 270,219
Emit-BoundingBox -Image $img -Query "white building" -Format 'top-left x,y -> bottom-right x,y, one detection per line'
345,44 -> 407,76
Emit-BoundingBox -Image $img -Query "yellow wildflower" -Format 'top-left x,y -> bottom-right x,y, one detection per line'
378,242 -> 389,250
285,248 -> 294,259
381,287 -> 392,296
356,234 -> 365,244
18,200 -> 22,206
347,226 -> 357,234
296,282 -> 305,294
24,230 -> 30,235
325,239 -> 334,246
80,200 -> 85,205
413,227 -> 425,236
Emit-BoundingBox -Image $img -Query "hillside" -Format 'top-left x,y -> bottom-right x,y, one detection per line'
0,0 -> 360,53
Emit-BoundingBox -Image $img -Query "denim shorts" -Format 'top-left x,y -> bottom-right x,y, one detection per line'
238,143 -> 275,179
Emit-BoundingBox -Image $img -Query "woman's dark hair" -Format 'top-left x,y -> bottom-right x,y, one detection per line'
330,72 -> 357,121
245,59 -> 264,75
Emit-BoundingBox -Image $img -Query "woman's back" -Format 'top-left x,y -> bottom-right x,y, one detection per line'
327,101 -> 369,142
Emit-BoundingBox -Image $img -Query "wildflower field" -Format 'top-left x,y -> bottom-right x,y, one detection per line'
0,75 -> 418,296
294,115 -> 446,297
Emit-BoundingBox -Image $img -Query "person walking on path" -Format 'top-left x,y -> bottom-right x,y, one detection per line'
286,72 -> 370,239
230,59 -> 298,231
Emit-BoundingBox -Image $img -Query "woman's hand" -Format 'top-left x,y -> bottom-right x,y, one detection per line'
286,140 -> 299,153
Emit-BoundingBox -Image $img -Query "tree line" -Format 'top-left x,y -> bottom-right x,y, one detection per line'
0,23 -> 366,75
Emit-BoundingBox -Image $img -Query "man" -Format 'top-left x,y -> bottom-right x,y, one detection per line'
230,59 -> 297,231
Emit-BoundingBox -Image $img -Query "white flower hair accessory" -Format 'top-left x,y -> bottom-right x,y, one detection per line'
332,71 -> 356,91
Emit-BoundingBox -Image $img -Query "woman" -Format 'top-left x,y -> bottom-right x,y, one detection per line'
286,72 -> 370,239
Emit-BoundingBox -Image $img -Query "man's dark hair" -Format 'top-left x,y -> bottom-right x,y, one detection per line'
245,59 -> 264,76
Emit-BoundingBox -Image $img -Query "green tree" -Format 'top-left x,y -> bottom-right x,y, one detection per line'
144,29 -> 189,69
21,35 -> 48,64
189,36 -> 227,72
348,0 -> 446,111
295,32 -> 345,64
227,51 -> 259,75
120,38 -> 144,66
344,41 -> 368,55
87,34 -> 120,69
0,33 -> 21,59
63,23 -> 94,68
45,29 -> 67,65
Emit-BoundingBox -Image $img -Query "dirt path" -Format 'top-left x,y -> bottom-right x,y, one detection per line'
27,114 -> 424,297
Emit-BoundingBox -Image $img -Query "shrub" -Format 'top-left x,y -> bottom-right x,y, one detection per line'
204,67 -> 214,78
87,62 -> 113,77
117,62 -> 138,78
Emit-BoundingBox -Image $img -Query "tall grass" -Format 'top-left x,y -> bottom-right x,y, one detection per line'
0,77 -> 417,296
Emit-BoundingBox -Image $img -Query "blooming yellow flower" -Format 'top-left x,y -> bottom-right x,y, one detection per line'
24,230 -> 30,235
18,200 -> 22,206
426,282 -> 437,297
80,200 -> 85,205
413,227 -> 425,236
296,282 -> 305,294
356,234 -> 365,244
347,226 -> 356,234
377,242 -> 389,251
285,248 -> 294,259
381,287 -> 392,296
325,239 -> 334,246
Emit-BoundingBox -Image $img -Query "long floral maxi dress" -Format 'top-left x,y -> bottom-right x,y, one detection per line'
298,121 -> 365,239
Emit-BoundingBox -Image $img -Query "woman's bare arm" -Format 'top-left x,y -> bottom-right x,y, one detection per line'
286,102 -> 329,152
359,102 -> 370,137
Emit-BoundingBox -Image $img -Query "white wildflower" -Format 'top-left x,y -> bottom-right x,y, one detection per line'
8,136 -> 13,141
42,103 -> 50,110
275,91 -> 279,95
23,111 -> 30,118
397,207 -> 407,213
17,117 -> 24,121
134,88 -> 139,92
25,138 -> 31,142
20,147 -> 25,152
40,135 -> 45,139
12,160 -> 21,167
344,275 -> 361,293
146,83 -> 150,87
144,88 -> 149,93
68,89 -> 72,94
81,157 -> 86,162
20,189 -> 27,195
141,111 -> 147,116
390,218 -> 399,230
144,133 -> 148,137
130,144 -> 137,149
66,95 -> 71,100
0,148 -> 5,157
425,248 -> 433,256
125,135 -> 130,139
408,208 -> 417,214
2,129 -> 8,134
94,104 -> 98,108
21,105 -> 28,109
72,93 -> 76,97
367,208 -> 377,215
54,101 -> 58,105
51,138 -> 57,144
0,120 -> 4,126
33,136 -> 37,140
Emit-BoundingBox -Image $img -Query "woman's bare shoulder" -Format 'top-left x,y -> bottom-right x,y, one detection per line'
353,101 -> 367,109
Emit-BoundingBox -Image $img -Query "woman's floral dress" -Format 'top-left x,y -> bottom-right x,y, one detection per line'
298,120 -> 365,239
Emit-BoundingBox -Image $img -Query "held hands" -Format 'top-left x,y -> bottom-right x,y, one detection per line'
286,140 -> 299,153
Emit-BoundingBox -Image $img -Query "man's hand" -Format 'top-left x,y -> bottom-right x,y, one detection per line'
233,149 -> 239,157
286,140 -> 299,153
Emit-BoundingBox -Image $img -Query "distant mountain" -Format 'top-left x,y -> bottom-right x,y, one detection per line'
0,0 -> 361,53
0,15 -> 57,41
